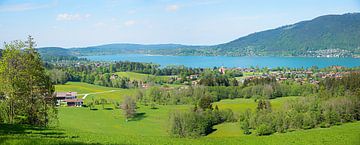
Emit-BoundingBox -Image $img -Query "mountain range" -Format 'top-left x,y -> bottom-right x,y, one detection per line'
37,13 -> 360,57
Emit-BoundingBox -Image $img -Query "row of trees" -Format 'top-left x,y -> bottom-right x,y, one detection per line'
239,72 -> 360,136
0,37 -> 56,126
239,96 -> 360,136
134,80 -> 316,107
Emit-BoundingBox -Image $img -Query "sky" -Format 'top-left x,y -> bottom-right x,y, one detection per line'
0,0 -> 359,48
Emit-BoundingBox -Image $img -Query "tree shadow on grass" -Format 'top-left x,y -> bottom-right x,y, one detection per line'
0,136 -> 103,145
0,123 -> 51,135
103,107 -> 113,110
0,124 -> 127,145
0,124 -> 86,144
130,112 -> 146,121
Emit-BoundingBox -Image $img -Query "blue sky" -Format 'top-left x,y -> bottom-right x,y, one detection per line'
0,0 -> 359,47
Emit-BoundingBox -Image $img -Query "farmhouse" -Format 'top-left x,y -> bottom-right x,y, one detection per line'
219,66 -> 226,74
56,92 -> 83,107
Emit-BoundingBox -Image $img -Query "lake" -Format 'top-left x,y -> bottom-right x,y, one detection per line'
83,54 -> 360,68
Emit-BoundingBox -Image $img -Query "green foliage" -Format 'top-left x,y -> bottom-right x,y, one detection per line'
121,96 -> 137,121
169,108 -> 235,138
239,109 -> 252,134
198,95 -> 213,110
0,36 -> 56,126
47,69 -> 68,84
242,95 -> 360,136
256,124 -> 274,136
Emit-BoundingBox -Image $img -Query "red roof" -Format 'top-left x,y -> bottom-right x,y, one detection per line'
56,92 -> 77,97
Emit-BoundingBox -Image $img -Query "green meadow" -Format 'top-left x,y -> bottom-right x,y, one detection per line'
1,81 -> 359,145
55,82 -> 138,103
116,72 -> 170,82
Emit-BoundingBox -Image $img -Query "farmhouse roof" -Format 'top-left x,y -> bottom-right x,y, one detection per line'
56,92 -> 77,97
64,99 -> 83,103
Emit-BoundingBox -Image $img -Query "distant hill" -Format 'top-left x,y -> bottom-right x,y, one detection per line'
214,13 -> 360,56
155,13 -> 360,57
37,13 -> 360,57
37,47 -> 73,56
37,44 -> 200,56
70,43 -> 199,56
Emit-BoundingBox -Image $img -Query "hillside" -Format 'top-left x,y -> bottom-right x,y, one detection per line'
153,13 -> 360,57
70,44 -> 200,56
37,47 -> 72,56
215,13 -> 360,56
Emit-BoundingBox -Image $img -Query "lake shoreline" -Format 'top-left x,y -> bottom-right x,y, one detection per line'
81,54 -> 360,69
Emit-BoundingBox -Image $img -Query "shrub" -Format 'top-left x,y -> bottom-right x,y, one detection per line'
256,124 -> 274,136
219,109 -> 235,122
241,121 -> 251,135
169,108 -> 234,138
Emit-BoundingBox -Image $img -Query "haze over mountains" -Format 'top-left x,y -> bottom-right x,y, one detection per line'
38,13 -> 360,57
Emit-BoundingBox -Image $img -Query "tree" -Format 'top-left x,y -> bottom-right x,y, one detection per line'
121,96 -> 137,122
239,109 -> 252,135
198,95 -> 213,110
257,99 -> 271,111
101,98 -> 107,110
0,36 -> 56,126
48,69 -> 67,84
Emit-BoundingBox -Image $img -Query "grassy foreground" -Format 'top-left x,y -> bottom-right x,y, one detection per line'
1,82 -> 359,145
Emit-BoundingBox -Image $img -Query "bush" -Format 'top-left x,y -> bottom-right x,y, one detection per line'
219,109 -> 235,122
239,109 -> 252,134
169,108 -> 234,138
241,121 -> 251,135
256,124 -> 274,136
302,112 -> 315,129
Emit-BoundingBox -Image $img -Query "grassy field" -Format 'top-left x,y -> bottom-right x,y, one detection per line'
213,96 -> 299,113
1,82 -> 359,145
116,72 -> 170,82
2,104 -> 359,145
55,82 -> 138,103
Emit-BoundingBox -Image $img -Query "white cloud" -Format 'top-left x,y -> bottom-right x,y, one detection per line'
166,4 -> 179,12
124,20 -> 136,27
56,13 -> 91,21
0,2 -> 55,12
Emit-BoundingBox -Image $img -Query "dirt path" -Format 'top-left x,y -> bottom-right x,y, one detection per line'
79,90 -> 117,99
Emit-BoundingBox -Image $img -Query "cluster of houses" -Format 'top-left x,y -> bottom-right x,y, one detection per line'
56,92 -> 83,107
241,69 -> 353,84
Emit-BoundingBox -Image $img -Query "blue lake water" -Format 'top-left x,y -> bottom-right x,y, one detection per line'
83,54 -> 360,68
